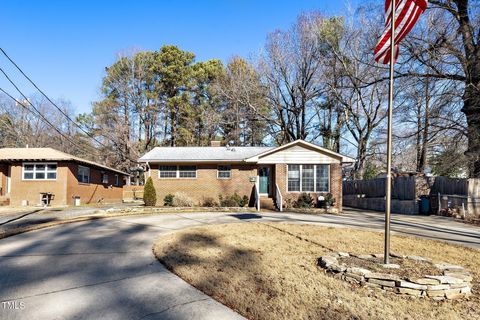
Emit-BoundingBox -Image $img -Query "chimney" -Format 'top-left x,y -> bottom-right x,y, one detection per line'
210,140 -> 221,147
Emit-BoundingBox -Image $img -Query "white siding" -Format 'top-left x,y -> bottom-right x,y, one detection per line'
256,145 -> 340,164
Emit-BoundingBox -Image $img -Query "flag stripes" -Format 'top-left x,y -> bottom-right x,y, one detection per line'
374,0 -> 427,64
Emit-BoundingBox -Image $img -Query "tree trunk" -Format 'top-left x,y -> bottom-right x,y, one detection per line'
462,84 -> 480,177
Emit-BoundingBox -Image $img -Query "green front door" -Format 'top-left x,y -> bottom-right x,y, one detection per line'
259,166 -> 270,195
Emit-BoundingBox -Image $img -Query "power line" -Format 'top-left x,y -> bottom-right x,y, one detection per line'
0,48 -> 140,165
0,71 -> 103,157
0,47 -> 108,148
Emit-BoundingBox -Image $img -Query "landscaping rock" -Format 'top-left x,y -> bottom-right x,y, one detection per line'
426,290 -> 446,297
365,273 -> 400,281
407,278 -> 440,285
396,281 -> 427,290
368,278 -> 396,287
427,284 -> 451,291
346,267 -> 371,276
425,275 -> 464,284
395,288 -> 423,296
434,263 -> 464,271
445,288 -> 463,300
318,251 -> 471,301
443,271 -> 472,282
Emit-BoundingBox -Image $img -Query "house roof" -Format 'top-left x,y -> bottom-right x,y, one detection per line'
0,147 -> 129,175
139,140 -> 356,164
245,140 -> 356,163
139,146 -> 274,163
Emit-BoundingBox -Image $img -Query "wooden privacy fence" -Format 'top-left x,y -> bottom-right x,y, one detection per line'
343,176 -> 480,218
343,176 -> 416,200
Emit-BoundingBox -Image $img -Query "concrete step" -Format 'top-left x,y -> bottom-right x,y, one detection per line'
260,197 -> 277,211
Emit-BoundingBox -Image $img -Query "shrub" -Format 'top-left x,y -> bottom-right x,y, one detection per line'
219,193 -> 250,207
202,197 -> 218,207
163,194 -> 174,207
240,195 -> 249,207
294,193 -> 314,208
172,192 -> 195,207
324,193 -> 336,207
143,177 -> 157,206
219,194 -> 238,207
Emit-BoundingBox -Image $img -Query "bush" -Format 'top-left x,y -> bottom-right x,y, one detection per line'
143,177 -> 157,206
294,193 -> 313,208
164,194 -> 174,207
240,195 -> 249,207
219,193 -> 249,207
202,197 -> 218,207
172,192 -> 195,207
324,193 -> 336,207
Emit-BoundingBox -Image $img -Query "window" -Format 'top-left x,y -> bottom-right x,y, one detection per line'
78,166 -> 90,183
287,164 -> 330,193
179,166 -> 197,178
302,165 -> 315,192
159,166 -> 177,178
101,172 -> 109,184
217,165 -> 231,179
316,165 -> 329,192
23,163 -> 57,180
115,174 -> 120,186
287,165 -> 300,192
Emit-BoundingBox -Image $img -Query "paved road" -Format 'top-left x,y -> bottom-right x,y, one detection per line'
0,209 -> 478,319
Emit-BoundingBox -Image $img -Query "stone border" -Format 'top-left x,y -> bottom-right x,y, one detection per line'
318,252 -> 472,300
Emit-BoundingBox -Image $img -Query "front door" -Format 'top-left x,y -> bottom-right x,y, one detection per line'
259,166 -> 270,195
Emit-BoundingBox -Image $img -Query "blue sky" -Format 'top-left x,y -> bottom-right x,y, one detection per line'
0,0 -> 360,114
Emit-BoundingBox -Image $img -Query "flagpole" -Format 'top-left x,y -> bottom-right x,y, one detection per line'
384,0 -> 395,265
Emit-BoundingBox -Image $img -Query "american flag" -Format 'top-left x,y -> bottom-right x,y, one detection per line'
374,0 -> 428,64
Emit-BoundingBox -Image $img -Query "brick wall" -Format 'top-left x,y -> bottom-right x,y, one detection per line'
7,161 -> 124,206
9,161 -> 69,206
274,163 -> 343,211
66,163 -> 124,205
149,163 -> 257,206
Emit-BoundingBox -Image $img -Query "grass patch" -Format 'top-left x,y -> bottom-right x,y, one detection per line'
153,223 -> 480,320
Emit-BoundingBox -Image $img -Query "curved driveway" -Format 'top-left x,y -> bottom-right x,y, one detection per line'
0,209 -> 479,319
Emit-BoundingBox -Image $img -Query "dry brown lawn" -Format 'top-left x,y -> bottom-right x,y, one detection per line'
153,222 -> 480,320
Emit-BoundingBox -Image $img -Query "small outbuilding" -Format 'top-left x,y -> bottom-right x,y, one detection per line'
0,148 -> 128,206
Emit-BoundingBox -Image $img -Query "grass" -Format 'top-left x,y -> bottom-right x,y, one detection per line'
153,222 -> 480,320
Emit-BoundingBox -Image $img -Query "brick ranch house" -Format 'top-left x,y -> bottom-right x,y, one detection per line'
139,140 -> 355,211
0,148 -> 129,206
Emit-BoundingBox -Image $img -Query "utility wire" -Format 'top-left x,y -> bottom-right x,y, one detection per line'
0,71 -> 103,157
0,48 -> 140,165
0,47 -> 108,148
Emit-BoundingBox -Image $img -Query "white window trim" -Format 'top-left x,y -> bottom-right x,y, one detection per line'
101,172 -> 109,184
286,164 -> 330,193
78,165 -> 90,184
158,165 -> 197,179
217,165 -> 232,179
22,162 -> 57,181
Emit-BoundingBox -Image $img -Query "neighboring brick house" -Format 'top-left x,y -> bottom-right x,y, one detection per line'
0,148 -> 128,206
139,140 -> 354,211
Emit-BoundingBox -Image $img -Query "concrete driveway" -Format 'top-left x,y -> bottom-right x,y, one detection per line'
0,209 -> 478,319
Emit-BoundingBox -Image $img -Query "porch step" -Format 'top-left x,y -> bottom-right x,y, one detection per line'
260,197 -> 276,211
